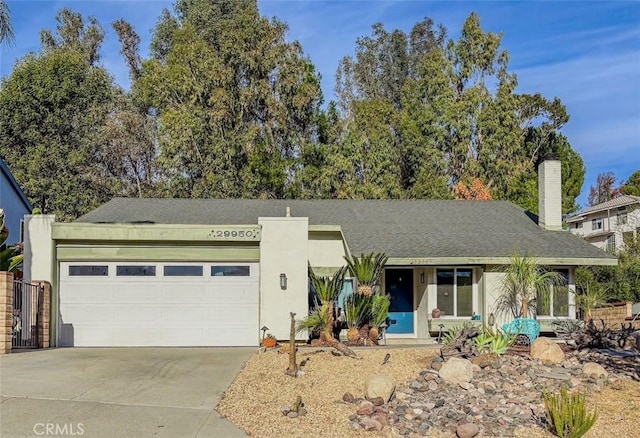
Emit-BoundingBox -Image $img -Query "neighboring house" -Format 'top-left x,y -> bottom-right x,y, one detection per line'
25,160 -> 616,347
566,195 -> 640,253
0,159 -> 32,245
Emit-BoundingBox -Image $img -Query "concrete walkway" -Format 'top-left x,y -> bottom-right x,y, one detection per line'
0,348 -> 254,437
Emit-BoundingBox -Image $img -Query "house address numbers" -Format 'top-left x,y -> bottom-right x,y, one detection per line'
207,227 -> 261,240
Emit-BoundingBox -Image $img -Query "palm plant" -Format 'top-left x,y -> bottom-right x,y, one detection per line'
496,252 -> 564,319
369,293 -> 390,341
574,285 -> 609,322
299,266 -> 347,342
343,293 -> 369,343
344,252 -> 388,296
0,1 -> 14,45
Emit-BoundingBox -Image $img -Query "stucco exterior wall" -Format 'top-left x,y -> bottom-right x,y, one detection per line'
258,217 -> 309,340
569,204 -> 640,252
307,231 -> 347,270
483,268 -> 508,328
23,215 -> 55,284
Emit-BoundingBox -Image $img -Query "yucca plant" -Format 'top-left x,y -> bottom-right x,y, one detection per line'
497,252 -> 565,318
543,387 -> 597,438
344,252 -> 388,296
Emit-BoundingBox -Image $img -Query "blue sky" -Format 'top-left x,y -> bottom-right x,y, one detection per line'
1,1 -> 638,208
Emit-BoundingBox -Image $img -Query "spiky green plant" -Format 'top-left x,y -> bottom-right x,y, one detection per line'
344,252 -> 388,296
474,331 -> 493,352
496,252 -> 565,318
305,266 -> 347,342
296,305 -> 330,335
370,293 -> 390,327
344,293 -> 369,330
543,387 -> 597,438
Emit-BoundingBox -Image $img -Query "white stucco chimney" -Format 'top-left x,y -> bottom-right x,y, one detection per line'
538,159 -> 562,231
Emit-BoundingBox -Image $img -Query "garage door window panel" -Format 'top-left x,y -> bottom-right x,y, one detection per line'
116,265 -> 156,276
211,266 -> 250,276
164,265 -> 203,276
69,265 -> 108,276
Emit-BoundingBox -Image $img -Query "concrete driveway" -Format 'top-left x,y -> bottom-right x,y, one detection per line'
0,348 -> 254,437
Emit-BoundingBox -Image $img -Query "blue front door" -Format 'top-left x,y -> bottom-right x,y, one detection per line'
385,269 -> 414,334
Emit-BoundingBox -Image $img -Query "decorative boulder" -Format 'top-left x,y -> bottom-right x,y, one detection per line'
530,337 -> 565,364
582,362 -> 608,379
456,423 -> 480,438
365,374 -> 395,402
438,357 -> 473,384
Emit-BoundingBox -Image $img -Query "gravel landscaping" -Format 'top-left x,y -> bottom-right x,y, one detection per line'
216,346 -> 640,438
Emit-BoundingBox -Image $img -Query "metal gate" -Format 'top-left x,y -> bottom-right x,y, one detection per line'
12,281 -> 43,349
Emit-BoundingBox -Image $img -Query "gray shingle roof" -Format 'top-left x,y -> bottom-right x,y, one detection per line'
76,198 -> 615,262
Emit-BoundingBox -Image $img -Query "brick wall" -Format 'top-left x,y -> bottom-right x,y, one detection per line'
35,281 -> 51,348
591,302 -> 640,330
0,272 -> 13,355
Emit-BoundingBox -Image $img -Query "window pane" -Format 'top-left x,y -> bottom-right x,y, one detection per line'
436,270 -> 454,317
554,286 -> 569,317
211,266 -> 250,276
536,290 -> 551,316
116,265 -> 156,276
69,265 -> 108,276
164,265 -> 203,276
456,269 -> 473,317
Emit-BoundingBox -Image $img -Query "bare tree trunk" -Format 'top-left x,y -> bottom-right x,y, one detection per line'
285,312 -> 298,377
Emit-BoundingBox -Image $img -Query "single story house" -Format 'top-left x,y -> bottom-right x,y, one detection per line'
1,158 -> 33,245
24,160 -> 616,347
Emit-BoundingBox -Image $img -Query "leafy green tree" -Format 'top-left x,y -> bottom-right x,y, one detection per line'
511,128 -> 585,214
0,0 -> 14,45
0,10 -> 118,221
335,13 -> 574,206
620,170 -> 640,196
136,0 -> 323,198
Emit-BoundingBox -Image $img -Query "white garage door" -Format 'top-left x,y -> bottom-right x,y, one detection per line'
59,262 -> 259,347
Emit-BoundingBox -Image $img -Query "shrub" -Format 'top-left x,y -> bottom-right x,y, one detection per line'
543,387 -> 597,438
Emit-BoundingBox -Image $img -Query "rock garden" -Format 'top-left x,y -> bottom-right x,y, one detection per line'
218,253 -> 640,437
217,324 -> 640,438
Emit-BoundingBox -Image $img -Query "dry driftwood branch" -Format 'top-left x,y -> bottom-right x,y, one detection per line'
285,312 -> 298,377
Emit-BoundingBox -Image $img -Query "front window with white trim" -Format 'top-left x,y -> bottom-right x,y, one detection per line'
536,269 -> 569,317
436,268 -> 474,317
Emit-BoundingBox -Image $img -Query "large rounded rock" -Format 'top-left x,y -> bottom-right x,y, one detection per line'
582,362 -> 608,378
530,337 -> 565,364
438,357 -> 473,384
365,374 -> 396,402
457,423 -> 480,438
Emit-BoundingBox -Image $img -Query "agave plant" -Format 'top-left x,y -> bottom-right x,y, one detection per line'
344,252 -> 388,296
